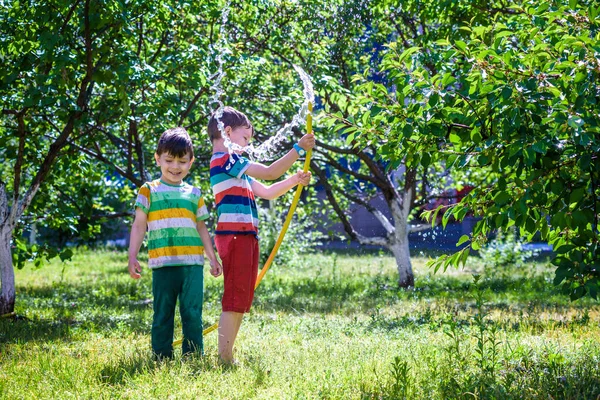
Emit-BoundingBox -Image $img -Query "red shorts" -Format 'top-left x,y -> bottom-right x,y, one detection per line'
215,234 -> 259,313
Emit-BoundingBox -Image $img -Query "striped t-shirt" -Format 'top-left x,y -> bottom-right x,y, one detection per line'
134,179 -> 209,269
210,152 -> 258,235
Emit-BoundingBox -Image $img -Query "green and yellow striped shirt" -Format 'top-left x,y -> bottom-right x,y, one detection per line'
135,179 -> 209,269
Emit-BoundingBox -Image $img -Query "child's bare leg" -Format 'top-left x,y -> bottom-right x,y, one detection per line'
218,311 -> 243,362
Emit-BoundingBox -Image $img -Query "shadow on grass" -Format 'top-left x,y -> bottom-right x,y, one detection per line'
97,349 -> 160,385
0,280 -> 154,344
6,258 -> 593,345
0,311 -> 152,346
0,317 -> 72,348
97,351 -> 228,386
356,348 -> 600,400
252,272 -> 577,315
2,278 -> 225,345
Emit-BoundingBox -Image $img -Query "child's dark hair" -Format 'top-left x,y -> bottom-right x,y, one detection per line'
207,106 -> 254,142
156,127 -> 194,158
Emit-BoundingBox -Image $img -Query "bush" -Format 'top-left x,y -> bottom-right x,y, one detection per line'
257,199 -> 322,267
479,229 -> 538,269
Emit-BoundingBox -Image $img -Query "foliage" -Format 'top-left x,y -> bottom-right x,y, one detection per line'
3,0 -> 598,305
1,0 -> 487,293
11,237 -> 73,270
257,192 -> 324,268
479,229 -> 538,270
349,0 -> 600,299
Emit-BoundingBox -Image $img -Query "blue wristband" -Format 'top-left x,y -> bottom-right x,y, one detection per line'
293,143 -> 306,156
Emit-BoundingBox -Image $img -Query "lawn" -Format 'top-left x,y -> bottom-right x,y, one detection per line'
1,249 -> 599,399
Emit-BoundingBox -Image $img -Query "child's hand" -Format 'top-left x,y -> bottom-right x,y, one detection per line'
298,133 -> 316,151
295,170 -> 312,186
128,258 -> 142,279
210,259 -> 223,277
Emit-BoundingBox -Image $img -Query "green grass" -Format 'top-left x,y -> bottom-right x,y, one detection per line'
1,249 -> 599,399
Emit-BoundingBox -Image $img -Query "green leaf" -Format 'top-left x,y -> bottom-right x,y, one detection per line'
398,46 -> 421,63
428,93 -> 440,107
345,133 -> 355,145
449,133 -> 461,144
16,239 -> 28,252
574,72 -> 587,83
570,187 -> 585,204
442,73 -> 456,86
473,26 -> 488,38
430,205 -> 444,228
578,154 -> 591,171
567,116 -> 584,129
59,249 -> 74,262
442,208 -> 452,229
501,87 -> 512,100
494,191 -> 511,206
460,246 -> 470,267
457,235 -> 470,247
495,31 -> 513,39
455,40 -> 467,52
421,152 -> 431,168
555,245 -> 575,254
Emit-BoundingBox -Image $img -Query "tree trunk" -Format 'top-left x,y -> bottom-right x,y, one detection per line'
0,227 -> 15,315
389,170 -> 415,288
390,236 -> 414,288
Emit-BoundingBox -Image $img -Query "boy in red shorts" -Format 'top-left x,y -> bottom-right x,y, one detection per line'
208,106 -> 315,363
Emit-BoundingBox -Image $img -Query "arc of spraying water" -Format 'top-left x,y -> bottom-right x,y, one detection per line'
209,5 -> 313,161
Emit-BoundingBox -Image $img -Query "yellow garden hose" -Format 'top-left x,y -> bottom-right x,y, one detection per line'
173,102 -> 314,345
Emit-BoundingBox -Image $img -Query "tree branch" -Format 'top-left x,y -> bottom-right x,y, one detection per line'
333,186 -> 395,235
67,140 -> 143,187
88,211 -> 133,221
409,223 -> 432,233
10,0 -> 95,225
60,0 -> 82,35
13,113 -> 26,204
136,16 -> 144,57
313,148 -> 384,186
0,181 -> 8,227
128,112 -> 135,176
179,87 -> 209,125
403,167 -> 417,213
149,29 -> 169,65
473,4 -> 522,15
311,160 -> 389,247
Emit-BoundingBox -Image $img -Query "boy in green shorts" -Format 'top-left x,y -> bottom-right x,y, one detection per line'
128,127 -> 222,359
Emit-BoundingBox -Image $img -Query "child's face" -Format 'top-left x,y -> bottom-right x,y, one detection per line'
154,152 -> 194,185
226,126 -> 253,152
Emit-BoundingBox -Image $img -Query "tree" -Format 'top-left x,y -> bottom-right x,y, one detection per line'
1,0 -> 548,315
353,1 -> 600,298
0,0 -> 101,314
216,0 -> 511,287
0,0 -> 226,314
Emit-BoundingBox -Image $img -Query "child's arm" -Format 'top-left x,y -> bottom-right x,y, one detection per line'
246,134 -> 315,180
251,170 -> 312,200
197,220 -> 223,277
128,208 -> 148,279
